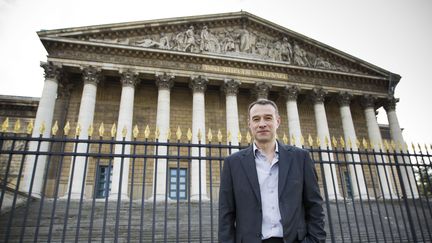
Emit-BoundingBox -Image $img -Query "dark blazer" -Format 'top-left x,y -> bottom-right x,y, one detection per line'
218,141 -> 326,243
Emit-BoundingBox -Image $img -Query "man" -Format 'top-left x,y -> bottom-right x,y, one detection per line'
219,99 -> 326,243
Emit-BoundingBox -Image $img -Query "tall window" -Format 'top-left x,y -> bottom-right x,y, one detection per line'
169,168 -> 187,200
96,165 -> 112,198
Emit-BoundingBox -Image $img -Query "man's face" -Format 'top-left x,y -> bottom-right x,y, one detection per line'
248,104 -> 280,144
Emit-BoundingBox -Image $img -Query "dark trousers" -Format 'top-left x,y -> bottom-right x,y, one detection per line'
262,237 -> 284,243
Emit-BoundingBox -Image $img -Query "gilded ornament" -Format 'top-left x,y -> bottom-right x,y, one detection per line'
133,124 -> 139,138
27,119 -> 34,135
63,121 -> 70,136
227,131 -> 232,143
217,129 -> 223,143
237,131 -> 242,144
197,129 -> 202,141
246,132 -> 251,144
187,128 -> 192,141
122,126 -> 128,138
51,121 -> 59,136
332,136 -> 337,148
40,121 -> 46,135
283,133 -> 288,144
339,137 -> 345,148
88,124 -> 94,137
176,126 -> 182,140
14,119 -> 21,134
155,127 -> 160,140
362,138 -> 368,149
207,128 -> 213,142
98,122 -> 105,137
144,125 -> 150,139
1,117 -> 9,132
308,134 -> 313,147
75,123 -> 81,137
110,123 -> 117,138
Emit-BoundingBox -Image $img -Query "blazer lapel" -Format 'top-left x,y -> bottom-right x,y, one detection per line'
278,142 -> 294,198
240,146 -> 261,203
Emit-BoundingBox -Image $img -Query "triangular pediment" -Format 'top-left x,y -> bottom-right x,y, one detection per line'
38,11 -> 394,79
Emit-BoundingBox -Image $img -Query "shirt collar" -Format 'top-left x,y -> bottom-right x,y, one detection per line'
253,141 -> 279,157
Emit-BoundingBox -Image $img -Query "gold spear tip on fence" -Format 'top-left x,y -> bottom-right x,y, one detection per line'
133,124 -> 139,138
424,143 -> 428,152
88,124 -> 94,137
110,123 -> 117,138
27,119 -> 34,135
51,120 -> 59,136
390,140 -> 396,150
144,125 -> 150,139
64,121 -> 70,136
300,135 -> 305,146
197,129 -> 202,141
75,123 -> 81,137
74,123 -> 81,137
347,138 -> 352,149
155,126 -> 160,140
370,140 -> 374,149
122,126 -> 127,138
338,136 -> 345,148
332,136 -> 338,148
207,128 -> 213,142
237,131 -> 242,143
291,134 -> 296,145
283,133 -> 288,144
384,140 -> 390,150
316,136 -> 321,147
308,134 -> 313,147
355,139 -> 360,149
324,136 -> 329,147
1,117 -> 9,132
167,128 -> 171,140
99,122 -> 105,137
176,126 -> 182,140
39,121 -> 46,135
227,131 -> 232,143
217,129 -> 223,143
187,128 -> 192,141
246,131 -> 251,144
362,138 -> 368,149
14,119 -> 21,134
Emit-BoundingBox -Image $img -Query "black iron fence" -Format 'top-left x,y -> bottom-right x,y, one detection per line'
0,127 -> 431,242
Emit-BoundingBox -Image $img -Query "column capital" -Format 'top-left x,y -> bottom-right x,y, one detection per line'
120,70 -> 139,87
384,96 -> 399,112
310,88 -> 327,104
253,81 -> 272,100
155,72 -> 175,90
189,75 -> 208,93
337,92 -> 353,107
360,94 -> 377,109
82,66 -> 102,85
282,85 -> 300,101
222,78 -> 241,96
40,62 -> 62,81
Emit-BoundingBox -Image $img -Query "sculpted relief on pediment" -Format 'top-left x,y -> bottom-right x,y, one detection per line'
88,25 -> 363,74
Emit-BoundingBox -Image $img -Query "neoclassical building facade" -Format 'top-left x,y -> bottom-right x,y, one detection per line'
21,12 -> 414,201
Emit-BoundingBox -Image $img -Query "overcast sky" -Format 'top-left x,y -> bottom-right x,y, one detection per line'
1,0 -> 431,145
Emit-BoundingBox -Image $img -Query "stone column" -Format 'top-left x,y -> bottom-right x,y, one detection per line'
110,70 -> 139,200
253,81 -> 271,100
311,88 -> 340,200
22,62 -> 61,197
222,79 -> 241,149
189,75 -> 208,200
68,66 -> 101,199
384,97 -> 418,198
282,85 -> 302,147
153,72 -> 174,201
337,92 -> 367,198
361,95 -> 394,198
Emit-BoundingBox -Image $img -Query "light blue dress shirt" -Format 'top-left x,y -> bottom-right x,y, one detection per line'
253,142 -> 283,240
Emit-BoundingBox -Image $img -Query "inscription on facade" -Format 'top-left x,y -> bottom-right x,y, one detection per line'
202,64 -> 288,80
